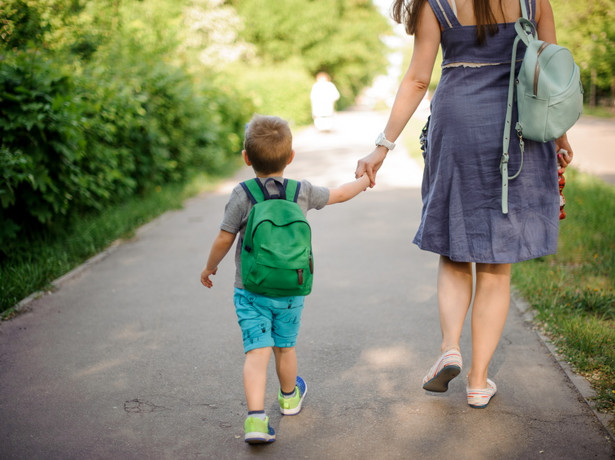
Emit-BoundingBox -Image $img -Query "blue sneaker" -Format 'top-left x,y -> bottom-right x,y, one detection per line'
278,376 -> 307,415
244,416 -> 275,444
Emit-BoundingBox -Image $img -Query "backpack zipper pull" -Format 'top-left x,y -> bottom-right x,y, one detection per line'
297,269 -> 304,285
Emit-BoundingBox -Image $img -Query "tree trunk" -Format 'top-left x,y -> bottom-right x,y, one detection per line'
590,68 -> 597,108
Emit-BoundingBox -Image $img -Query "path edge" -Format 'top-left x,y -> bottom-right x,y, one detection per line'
511,287 -> 615,441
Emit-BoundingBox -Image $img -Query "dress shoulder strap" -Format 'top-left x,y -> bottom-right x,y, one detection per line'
427,0 -> 462,30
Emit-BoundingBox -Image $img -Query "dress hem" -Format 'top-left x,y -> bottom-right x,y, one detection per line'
412,239 -> 557,264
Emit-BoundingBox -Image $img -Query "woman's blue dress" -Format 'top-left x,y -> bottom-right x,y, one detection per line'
413,0 -> 559,263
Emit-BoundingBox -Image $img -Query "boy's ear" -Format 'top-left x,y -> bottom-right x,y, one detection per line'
287,149 -> 295,165
242,150 -> 252,166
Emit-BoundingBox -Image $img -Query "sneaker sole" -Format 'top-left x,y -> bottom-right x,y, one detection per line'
422,365 -> 461,392
244,433 -> 276,444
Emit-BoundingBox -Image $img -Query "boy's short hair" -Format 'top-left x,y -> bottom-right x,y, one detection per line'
244,114 -> 292,175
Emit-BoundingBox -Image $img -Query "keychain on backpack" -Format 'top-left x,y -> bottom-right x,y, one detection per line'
558,149 -> 567,220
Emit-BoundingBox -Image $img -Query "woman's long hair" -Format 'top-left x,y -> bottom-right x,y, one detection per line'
392,0 -> 502,44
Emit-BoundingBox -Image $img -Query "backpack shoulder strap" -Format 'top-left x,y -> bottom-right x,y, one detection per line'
500,28 -> 527,215
240,178 -> 266,204
241,178 -> 301,204
284,179 -> 301,203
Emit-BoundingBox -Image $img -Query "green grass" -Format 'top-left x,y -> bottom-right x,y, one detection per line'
582,105 -> 615,119
401,116 -> 429,163
0,164 -> 240,319
512,168 -> 615,420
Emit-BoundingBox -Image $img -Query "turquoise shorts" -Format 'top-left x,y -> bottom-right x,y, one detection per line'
234,288 -> 305,353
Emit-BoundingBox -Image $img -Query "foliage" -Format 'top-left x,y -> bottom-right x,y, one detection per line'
0,0 -> 393,308
512,169 -> 615,416
222,59 -> 314,125
1,50 -> 88,243
229,0 -> 390,111
178,0 -> 255,71
551,0 -> 615,106
0,0 -> 49,49
0,0 -> 252,255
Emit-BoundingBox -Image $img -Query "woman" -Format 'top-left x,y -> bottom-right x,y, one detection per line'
356,0 -> 573,408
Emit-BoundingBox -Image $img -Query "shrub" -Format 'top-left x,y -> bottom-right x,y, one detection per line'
0,48 -> 251,256
0,50 -> 88,245
223,60 -> 314,125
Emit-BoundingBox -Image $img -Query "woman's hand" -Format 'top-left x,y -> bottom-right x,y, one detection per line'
554,133 -> 573,173
355,147 -> 388,187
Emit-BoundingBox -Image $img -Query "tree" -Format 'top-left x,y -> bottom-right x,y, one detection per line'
228,0 -> 390,108
552,0 -> 615,108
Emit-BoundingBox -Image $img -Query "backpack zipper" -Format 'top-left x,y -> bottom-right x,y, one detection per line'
534,42 -> 550,97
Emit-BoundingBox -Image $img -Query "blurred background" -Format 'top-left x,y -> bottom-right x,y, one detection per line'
1,0 -> 614,311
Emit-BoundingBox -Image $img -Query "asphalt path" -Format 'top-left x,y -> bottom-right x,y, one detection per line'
566,115 -> 615,186
1,110 -> 614,459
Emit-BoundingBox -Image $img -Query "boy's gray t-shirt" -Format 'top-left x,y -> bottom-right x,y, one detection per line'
220,177 -> 330,289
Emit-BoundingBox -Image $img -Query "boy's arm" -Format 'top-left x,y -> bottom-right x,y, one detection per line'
200,229 -> 237,288
327,175 -> 370,205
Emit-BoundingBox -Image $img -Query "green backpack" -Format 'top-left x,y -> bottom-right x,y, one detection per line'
240,178 -> 313,297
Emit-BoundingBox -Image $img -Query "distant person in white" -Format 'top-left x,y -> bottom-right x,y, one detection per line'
310,72 -> 340,131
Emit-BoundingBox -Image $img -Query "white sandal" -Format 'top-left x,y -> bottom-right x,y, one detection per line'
422,349 -> 462,392
466,378 -> 497,408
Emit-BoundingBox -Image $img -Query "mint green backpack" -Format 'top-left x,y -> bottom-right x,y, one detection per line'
500,0 -> 583,214
240,178 -> 313,297
513,18 -> 583,143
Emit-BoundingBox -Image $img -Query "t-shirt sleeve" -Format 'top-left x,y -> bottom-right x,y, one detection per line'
220,186 -> 249,234
300,179 -> 329,211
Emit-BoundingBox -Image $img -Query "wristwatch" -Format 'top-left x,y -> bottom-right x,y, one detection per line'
375,132 -> 396,151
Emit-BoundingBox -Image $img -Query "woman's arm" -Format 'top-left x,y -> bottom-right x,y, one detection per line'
355,1 -> 441,186
536,0 -> 574,171
535,0 -> 557,43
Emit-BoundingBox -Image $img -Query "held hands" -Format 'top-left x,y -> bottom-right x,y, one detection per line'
355,147 -> 388,187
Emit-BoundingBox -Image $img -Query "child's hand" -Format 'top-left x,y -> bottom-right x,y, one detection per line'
358,174 -> 370,191
355,148 -> 387,188
200,267 -> 217,288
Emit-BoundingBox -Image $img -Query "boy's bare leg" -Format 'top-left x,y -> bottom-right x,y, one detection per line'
273,346 -> 297,394
244,347 -> 272,411
468,262 -> 511,389
437,256 -> 473,353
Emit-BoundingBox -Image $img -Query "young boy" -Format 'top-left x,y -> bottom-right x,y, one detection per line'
200,114 -> 370,444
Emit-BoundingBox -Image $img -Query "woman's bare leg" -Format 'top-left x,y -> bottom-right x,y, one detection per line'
467,263 -> 511,389
437,256 -> 473,353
